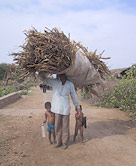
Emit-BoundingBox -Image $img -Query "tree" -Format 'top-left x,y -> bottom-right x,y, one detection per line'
0,63 -> 9,80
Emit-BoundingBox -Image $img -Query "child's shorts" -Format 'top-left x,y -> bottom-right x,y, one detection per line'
47,123 -> 55,132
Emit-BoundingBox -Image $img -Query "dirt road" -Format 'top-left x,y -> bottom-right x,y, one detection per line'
0,87 -> 136,166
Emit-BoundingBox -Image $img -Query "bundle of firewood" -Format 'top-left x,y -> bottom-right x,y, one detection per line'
11,27 -> 110,79
11,28 -> 76,77
73,42 -> 110,79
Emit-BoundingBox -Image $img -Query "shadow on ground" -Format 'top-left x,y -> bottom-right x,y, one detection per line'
84,119 -> 136,141
69,119 -> 136,145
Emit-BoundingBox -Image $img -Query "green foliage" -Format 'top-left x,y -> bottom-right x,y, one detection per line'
19,90 -> 28,96
0,63 -> 25,84
0,62 -> 39,97
0,86 -> 17,97
4,87 -> 14,95
0,63 -> 9,80
81,90 -> 90,99
96,64 -> 136,116
0,114 -> 4,119
0,80 -> 38,97
106,74 -> 115,81
0,142 -> 3,147
23,82 -> 37,88
0,86 -> 4,97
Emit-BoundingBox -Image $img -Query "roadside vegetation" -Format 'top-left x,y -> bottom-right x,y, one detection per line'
96,64 -> 136,116
80,64 -> 136,116
0,63 -> 39,97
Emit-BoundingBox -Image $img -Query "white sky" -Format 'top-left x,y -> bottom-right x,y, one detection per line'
0,0 -> 136,69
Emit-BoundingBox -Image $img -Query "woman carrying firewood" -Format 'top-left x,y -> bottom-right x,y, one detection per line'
43,74 -> 80,149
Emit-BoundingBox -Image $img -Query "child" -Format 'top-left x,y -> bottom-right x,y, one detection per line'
73,105 -> 84,143
43,102 -> 56,144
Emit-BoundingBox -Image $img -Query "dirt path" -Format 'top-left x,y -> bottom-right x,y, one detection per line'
0,87 -> 136,166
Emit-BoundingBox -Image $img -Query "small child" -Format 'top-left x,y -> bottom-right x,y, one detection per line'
73,105 -> 84,143
43,102 -> 56,144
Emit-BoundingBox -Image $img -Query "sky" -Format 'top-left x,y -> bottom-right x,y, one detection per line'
0,0 -> 136,69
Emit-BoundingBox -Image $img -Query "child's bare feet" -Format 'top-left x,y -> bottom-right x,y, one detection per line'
50,141 -> 53,144
54,141 -> 57,144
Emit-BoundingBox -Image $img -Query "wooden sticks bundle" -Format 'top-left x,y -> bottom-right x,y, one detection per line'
73,42 -> 110,79
11,27 -> 110,79
11,28 -> 75,77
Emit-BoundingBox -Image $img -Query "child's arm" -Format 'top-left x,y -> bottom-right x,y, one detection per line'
43,112 -> 47,124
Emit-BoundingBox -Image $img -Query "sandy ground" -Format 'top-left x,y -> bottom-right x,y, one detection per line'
0,87 -> 136,166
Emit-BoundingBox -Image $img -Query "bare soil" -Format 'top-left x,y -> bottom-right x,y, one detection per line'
0,87 -> 136,166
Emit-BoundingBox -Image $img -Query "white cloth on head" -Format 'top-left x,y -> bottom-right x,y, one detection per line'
43,78 -> 79,115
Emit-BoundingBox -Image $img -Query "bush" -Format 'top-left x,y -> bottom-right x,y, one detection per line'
81,90 -> 90,99
23,81 -> 37,89
4,87 -> 14,95
0,86 -> 17,97
96,64 -> 136,116
0,87 -> 4,97
0,64 -> 9,80
19,90 -> 28,96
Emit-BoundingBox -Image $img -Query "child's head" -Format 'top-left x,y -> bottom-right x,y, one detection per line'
76,105 -> 82,113
45,102 -> 51,111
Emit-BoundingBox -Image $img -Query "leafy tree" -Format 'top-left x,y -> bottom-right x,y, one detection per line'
0,63 -> 24,85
